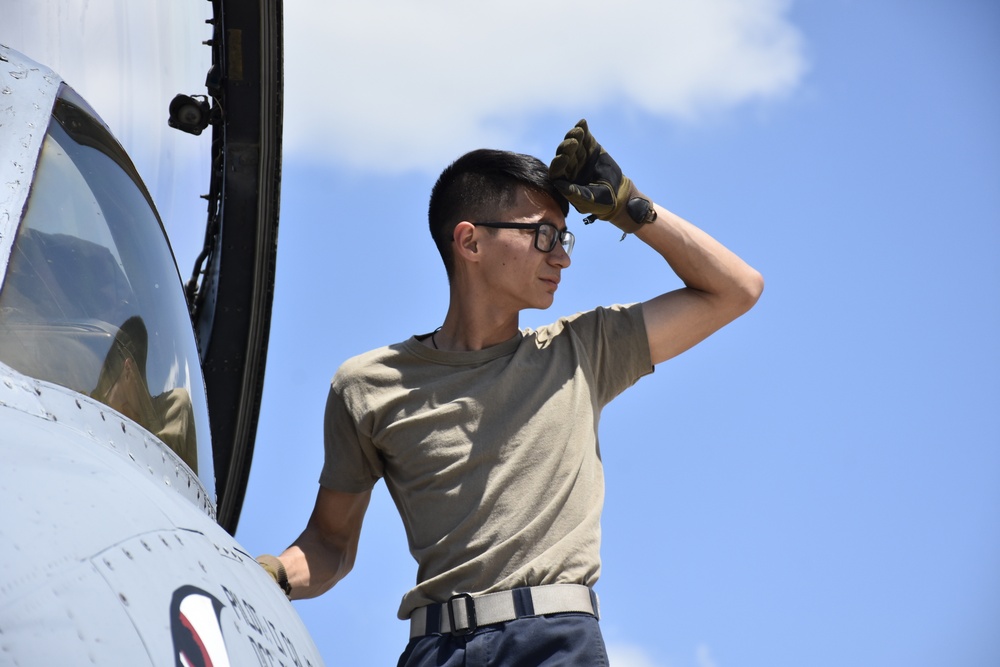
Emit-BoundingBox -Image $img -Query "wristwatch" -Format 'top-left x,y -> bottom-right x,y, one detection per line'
626,197 -> 657,226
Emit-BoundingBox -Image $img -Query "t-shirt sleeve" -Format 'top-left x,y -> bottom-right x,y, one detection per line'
319,372 -> 383,493
566,302 -> 654,406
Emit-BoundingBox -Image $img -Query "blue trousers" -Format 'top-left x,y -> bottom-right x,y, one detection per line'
396,613 -> 609,667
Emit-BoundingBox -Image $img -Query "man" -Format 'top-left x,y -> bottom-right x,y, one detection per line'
92,315 -> 197,471
257,120 -> 763,665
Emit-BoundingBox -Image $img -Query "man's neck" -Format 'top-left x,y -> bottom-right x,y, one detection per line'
430,294 -> 521,352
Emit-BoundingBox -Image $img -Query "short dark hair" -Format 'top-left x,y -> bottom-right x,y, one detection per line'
428,149 -> 569,277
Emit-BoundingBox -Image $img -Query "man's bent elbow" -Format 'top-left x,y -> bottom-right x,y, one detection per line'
744,268 -> 765,309
727,266 -> 764,318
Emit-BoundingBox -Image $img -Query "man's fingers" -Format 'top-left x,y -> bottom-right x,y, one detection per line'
554,180 -> 617,215
575,120 -> 599,154
567,183 -> 594,204
549,144 -> 576,180
550,120 -> 601,183
550,134 -> 588,180
554,180 -> 594,205
550,118 -> 644,232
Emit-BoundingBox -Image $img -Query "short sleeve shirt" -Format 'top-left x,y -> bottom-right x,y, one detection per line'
321,303 -> 653,619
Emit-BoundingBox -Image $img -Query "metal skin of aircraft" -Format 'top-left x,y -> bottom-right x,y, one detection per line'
0,1 -> 322,665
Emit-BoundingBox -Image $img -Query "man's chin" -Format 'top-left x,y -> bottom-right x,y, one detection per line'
526,296 -> 556,311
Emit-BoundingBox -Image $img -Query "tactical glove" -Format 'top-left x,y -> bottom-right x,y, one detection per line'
256,554 -> 292,598
549,119 -> 656,236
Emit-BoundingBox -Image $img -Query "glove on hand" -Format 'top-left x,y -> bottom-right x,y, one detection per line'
549,119 -> 655,235
256,554 -> 292,598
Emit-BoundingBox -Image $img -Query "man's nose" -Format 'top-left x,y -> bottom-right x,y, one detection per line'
550,243 -> 571,268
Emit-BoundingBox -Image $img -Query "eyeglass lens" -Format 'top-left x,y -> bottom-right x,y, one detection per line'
536,224 -> 574,256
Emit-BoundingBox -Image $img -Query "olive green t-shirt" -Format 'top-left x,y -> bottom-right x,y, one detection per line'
321,303 -> 653,619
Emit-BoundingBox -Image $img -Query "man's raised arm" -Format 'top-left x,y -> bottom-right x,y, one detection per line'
549,119 -> 763,365
633,205 -> 763,364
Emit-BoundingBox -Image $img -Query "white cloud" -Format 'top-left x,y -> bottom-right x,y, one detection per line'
606,640 -> 721,667
1,0 -> 212,260
283,0 -> 806,172
697,643 -> 719,667
607,642 -> 666,667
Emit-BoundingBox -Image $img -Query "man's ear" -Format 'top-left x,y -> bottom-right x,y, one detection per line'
452,221 -> 480,263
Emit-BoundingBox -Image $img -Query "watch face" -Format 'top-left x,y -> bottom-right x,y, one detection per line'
627,196 -> 655,225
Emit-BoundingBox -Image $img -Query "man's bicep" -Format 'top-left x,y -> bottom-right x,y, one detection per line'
642,287 -> 742,365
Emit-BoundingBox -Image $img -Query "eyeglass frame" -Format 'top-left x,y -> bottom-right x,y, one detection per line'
471,221 -> 575,257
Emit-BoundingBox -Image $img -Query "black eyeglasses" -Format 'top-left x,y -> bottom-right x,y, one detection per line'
472,222 -> 575,257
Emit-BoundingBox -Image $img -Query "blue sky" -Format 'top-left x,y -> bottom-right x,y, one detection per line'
2,1 -> 996,665
230,1 -> 1000,666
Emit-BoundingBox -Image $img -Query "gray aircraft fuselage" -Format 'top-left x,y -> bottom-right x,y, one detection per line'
0,2 -> 319,663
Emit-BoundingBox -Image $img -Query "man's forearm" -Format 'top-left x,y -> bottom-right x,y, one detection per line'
633,202 -> 763,364
278,528 -> 359,600
637,202 -> 763,308
262,487 -> 371,599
